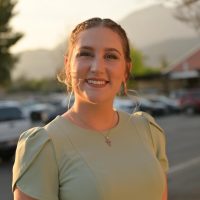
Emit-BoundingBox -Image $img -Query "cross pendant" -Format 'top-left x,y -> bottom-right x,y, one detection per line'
105,136 -> 111,147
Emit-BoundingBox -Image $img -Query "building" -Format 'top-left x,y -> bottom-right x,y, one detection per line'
164,45 -> 200,90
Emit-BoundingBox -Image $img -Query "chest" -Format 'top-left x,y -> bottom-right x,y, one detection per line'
57,127 -> 165,200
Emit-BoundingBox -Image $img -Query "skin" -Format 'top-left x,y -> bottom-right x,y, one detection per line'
14,189 -> 36,200
13,26 -> 167,200
64,26 -> 130,131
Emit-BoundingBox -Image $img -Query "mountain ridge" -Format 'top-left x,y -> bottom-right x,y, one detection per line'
12,4 -> 200,80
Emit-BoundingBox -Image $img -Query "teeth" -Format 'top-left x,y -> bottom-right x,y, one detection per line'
87,80 -> 106,85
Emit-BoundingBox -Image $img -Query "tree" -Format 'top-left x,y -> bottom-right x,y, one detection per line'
166,0 -> 200,32
0,0 -> 23,87
130,48 -> 160,77
127,48 -> 160,90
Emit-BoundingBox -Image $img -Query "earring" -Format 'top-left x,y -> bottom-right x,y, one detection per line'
119,81 -> 127,96
123,81 -> 127,96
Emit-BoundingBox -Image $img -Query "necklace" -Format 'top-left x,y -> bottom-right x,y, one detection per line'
67,110 -> 118,147
104,135 -> 112,147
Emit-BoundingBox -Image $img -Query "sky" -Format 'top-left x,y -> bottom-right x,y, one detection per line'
11,0 -> 156,53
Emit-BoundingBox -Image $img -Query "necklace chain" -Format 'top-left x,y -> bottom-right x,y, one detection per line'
68,110 -> 118,147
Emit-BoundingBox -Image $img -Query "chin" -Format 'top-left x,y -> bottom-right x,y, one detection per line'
86,96 -> 106,104
83,94 -> 112,105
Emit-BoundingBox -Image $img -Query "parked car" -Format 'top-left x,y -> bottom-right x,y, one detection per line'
113,97 -> 154,115
44,95 -> 75,124
22,102 -> 57,125
44,106 -> 67,124
179,89 -> 200,114
138,98 -> 154,115
30,103 -> 56,124
147,95 -> 181,114
113,98 -> 135,114
0,101 -> 31,161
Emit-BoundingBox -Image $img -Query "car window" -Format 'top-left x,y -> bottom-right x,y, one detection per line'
0,107 -> 23,122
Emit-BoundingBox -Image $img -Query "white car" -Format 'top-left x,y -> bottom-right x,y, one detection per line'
0,101 -> 31,161
113,98 -> 136,114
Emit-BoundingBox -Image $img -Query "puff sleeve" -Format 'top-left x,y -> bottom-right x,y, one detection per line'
134,112 -> 169,173
12,127 -> 59,200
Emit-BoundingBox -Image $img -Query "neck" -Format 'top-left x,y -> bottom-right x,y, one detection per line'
65,99 -> 118,132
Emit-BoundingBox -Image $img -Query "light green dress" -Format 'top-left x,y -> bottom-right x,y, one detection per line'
12,111 -> 169,200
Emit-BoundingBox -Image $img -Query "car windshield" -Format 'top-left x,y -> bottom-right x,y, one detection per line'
0,107 -> 22,121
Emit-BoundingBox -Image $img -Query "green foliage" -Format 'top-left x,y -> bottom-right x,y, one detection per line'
125,48 -> 161,91
0,0 -> 23,87
130,48 -> 160,77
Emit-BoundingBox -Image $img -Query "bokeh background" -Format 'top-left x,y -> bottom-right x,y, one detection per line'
0,0 -> 200,199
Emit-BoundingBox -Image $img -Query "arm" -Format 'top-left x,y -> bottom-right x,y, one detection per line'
135,112 -> 169,199
14,188 -> 37,200
162,176 -> 168,200
12,128 -> 59,200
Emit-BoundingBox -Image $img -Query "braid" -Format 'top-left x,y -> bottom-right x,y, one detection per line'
58,17 -> 131,90
69,18 -> 131,62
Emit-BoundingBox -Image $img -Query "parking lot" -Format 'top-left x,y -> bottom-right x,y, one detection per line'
0,113 -> 200,200
157,114 -> 200,200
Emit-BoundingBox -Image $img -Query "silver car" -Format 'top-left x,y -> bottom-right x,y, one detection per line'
0,101 -> 31,161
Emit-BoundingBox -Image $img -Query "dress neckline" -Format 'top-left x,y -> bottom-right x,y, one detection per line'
56,110 -> 129,136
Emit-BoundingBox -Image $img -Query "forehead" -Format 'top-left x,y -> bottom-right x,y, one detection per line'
74,26 -> 124,51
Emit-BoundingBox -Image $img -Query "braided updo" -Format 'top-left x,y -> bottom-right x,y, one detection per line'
57,17 -> 131,91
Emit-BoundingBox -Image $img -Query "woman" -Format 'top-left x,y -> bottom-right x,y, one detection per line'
13,18 -> 169,200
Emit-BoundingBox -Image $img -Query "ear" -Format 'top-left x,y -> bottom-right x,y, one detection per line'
125,62 -> 132,81
127,62 -> 132,73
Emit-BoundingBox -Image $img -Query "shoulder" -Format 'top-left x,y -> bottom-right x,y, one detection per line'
133,111 -> 164,133
14,127 -> 53,172
130,111 -> 166,152
133,111 -> 166,149
18,127 -> 50,146
16,127 -> 52,162
133,112 -> 169,173
13,127 -> 59,197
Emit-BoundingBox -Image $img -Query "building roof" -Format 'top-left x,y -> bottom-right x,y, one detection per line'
173,49 -> 200,72
164,44 -> 200,74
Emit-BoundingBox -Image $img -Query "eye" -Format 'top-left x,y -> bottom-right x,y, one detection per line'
77,51 -> 93,57
104,53 -> 118,60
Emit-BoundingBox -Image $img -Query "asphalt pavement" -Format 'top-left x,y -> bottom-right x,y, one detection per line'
157,114 -> 200,200
0,113 -> 200,200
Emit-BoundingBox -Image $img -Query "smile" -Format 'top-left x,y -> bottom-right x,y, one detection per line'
86,79 -> 109,87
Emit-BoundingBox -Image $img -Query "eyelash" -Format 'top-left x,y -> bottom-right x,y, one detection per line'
77,52 -> 118,60
104,54 -> 118,60
77,52 -> 93,57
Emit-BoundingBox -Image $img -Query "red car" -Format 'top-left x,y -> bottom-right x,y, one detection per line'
179,89 -> 200,114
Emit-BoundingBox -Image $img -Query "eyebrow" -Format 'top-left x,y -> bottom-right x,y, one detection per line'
105,48 -> 122,55
77,46 -> 122,55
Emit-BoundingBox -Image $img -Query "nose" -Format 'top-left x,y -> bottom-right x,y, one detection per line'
90,56 -> 105,74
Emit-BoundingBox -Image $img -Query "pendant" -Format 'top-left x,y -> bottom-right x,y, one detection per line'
105,136 -> 111,147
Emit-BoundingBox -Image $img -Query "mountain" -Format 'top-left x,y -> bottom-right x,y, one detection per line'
120,4 -> 198,48
12,4 -> 200,80
13,44 -> 66,80
120,4 -> 199,67
141,37 -> 200,67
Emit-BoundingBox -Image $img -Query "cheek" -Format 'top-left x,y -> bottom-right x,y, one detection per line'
110,65 -> 126,82
70,60 -> 88,78
70,62 -> 91,90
